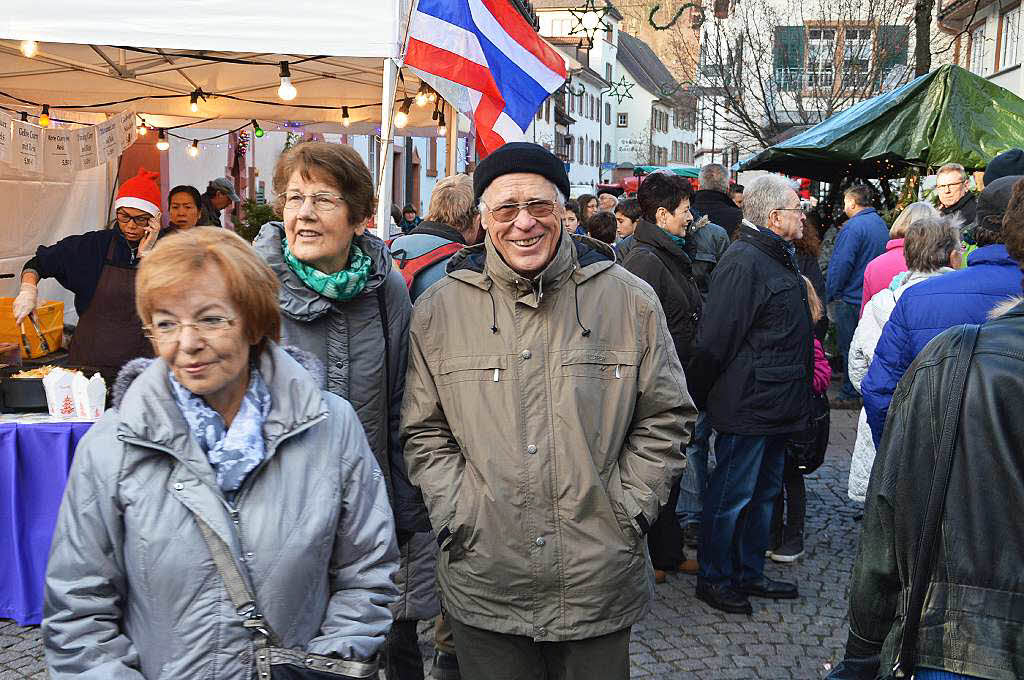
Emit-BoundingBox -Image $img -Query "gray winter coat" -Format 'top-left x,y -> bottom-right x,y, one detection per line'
43,344 -> 399,679
253,223 -> 436,622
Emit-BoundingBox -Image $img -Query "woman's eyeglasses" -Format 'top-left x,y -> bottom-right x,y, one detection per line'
281,192 -> 346,213
144,316 -> 236,344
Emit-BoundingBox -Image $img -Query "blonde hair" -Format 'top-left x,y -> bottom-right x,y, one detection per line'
427,174 -> 476,235
802,275 -> 824,323
889,201 -> 938,239
136,227 -> 281,353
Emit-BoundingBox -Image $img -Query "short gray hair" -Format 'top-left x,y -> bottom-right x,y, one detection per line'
889,201 -> 938,239
937,163 -> 967,181
699,163 -> 730,193
904,215 -> 961,272
743,174 -> 798,227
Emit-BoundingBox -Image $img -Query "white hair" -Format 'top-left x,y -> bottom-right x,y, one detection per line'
743,174 -> 799,227
699,163 -> 730,193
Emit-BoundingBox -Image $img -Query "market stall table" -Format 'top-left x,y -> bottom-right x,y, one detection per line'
0,413 -> 92,625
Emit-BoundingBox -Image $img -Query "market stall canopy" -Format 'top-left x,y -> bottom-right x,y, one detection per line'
0,0 -> 450,134
737,65 -> 1024,180
634,165 -> 701,178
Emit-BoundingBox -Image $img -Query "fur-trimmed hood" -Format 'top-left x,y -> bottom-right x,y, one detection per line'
989,296 -> 1024,320
112,344 -> 325,409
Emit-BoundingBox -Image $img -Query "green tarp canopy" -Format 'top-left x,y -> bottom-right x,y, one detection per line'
737,65 -> 1024,180
633,165 -> 701,178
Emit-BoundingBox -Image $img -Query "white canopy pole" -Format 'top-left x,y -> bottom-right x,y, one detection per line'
375,57 -> 399,239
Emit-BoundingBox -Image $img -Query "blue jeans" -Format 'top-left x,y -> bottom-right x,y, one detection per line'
834,301 -> 860,399
676,412 -> 711,527
698,433 -> 787,587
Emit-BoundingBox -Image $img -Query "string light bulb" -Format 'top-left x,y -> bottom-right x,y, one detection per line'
156,129 -> 169,151
137,122 -> 148,136
188,139 -> 200,157
438,110 -> 447,137
428,91 -> 437,103
394,98 -> 411,128
190,91 -> 200,113
20,40 -> 37,58
342,106 -> 351,127
38,105 -> 50,128
277,61 -> 297,101
415,84 -> 429,107
251,119 -> 264,137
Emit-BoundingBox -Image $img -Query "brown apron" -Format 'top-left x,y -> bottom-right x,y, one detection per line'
67,238 -> 153,383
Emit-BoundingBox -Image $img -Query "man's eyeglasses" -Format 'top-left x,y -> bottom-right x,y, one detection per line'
482,199 -> 556,223
116,210 -> 152,226
144,316 -> 236,344
281,192 -> 347,213
773,207 -> 805,213
936,182 -> 966,191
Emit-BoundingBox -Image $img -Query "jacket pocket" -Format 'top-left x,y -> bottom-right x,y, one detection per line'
560,349 -> 641,379
435,355 -> 508,386
754,363 -> 807,421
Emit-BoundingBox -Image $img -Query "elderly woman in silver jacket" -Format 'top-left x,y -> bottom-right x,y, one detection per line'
252,142 -> 434,679
43,227 -> 399,679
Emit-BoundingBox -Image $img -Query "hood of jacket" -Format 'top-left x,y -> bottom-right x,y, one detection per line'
445,228 -> 615,307
406,219 -> 468,245
111,343 -> 327,474
252,221 -> 395,322
693,189 -> 738,210
966,243 -> 1018,267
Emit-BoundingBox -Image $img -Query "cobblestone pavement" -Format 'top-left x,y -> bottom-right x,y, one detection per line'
1,408 -> 861,680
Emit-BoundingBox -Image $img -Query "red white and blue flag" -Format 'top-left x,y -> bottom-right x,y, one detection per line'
406,0 -> 568,157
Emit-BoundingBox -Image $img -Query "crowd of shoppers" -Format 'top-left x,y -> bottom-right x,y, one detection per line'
38,138 -> 1024,680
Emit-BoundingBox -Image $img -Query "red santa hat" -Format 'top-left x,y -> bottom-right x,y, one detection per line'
114,168 -> 161,216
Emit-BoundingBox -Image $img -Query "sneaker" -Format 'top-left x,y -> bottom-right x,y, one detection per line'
769,537 -> 804,563
431,650 -> 461,680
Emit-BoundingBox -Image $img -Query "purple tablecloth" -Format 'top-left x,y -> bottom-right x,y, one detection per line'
0,421 -> 92,625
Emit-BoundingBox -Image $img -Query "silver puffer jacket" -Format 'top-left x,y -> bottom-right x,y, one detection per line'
42,344 -> 399,679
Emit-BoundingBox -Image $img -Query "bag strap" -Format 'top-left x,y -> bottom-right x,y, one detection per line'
893,323 -> 980,677
194,516 -> 280,646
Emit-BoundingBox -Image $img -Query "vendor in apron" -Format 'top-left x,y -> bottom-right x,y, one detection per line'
13,168 -> 162,382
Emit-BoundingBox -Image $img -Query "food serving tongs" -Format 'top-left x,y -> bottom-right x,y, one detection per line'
22,312 -> 51,355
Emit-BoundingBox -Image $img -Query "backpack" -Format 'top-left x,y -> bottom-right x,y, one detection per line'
388,239 -> 464,291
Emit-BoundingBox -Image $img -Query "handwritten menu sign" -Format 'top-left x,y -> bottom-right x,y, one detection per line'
96,118 -> 119,163
13,120 -> 41,174
75,126 -> 98,170
0,111 -> 11,165
117,108 -> 137,149
44,129 -> 75,176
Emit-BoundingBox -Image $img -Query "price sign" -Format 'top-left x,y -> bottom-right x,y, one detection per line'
13,120 -> 42,174
44,129 -> 75,176
76,126 -> 97,170
0,111 -> 11,165
97,118 -> 120,162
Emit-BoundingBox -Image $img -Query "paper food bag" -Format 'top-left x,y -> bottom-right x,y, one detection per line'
43,367 -> 77,419
73,372 -> 106,420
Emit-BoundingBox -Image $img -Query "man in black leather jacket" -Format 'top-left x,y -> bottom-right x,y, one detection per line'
828,178 -> 1024,680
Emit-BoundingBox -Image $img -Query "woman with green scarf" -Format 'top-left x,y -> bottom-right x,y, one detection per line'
253,142 -> 435,680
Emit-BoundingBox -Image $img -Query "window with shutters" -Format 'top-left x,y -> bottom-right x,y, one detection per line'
605,102 -> 611,125
807,28 -> 836,88
605,63 -> 613,81
843,28 -> 873,88
617,112 -> 628,127
999,6 -> 1020,70
604,143 -> 611,163
969,22 -> 988,74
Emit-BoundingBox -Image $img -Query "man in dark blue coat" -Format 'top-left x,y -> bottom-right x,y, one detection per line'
687,174 -> 813,615
826,186 -> 889,407
862,175 -> 1024,447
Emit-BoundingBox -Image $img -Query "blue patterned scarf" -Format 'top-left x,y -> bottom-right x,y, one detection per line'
170,369 -> 272,496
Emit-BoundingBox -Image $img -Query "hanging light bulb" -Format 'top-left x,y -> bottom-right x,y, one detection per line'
20,40 -> 38,58
428,90 -> 437,103
251,119 -> 264,138
156,129 -> 169,151
38,105 -> 50,128
190,91 -> 200,113
277,61 -> 297,101
188,139 -> 200,157
415,84 -> 429,107
342,106 -> 351,127
394,98 -> 411,129
137,121 -> 148,136
437,110 -> 447,138
19,112 -> 27,122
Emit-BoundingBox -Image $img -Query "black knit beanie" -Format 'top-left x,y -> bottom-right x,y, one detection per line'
984,149 -> 1024,187
473,142 -> 570,202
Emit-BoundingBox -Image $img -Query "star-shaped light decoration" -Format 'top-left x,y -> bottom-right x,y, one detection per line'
604,75 -> 635,104
564,69 -> 587,97
569,0 -> 612,49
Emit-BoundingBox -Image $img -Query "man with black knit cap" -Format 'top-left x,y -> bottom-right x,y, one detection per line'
401,142 -> 695,679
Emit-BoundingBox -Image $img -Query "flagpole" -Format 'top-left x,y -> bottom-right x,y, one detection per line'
445,100 -> 458,177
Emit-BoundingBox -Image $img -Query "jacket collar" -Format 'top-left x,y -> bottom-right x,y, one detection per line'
447,229 -> 615,306
966,243 -> 1018,267
693,189 -> 737,208
886,238 -> 904,251
633,219 -> 691,262
252,222 -> 394,321
738,220 -> 797,271
113,343 -> 328,485
406,220 -> 468,244
849,207 -> 878,220
940,192 -> 975,214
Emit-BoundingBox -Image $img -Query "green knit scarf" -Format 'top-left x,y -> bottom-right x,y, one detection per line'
662,229 -> 687,251
282,238 -> 371,301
